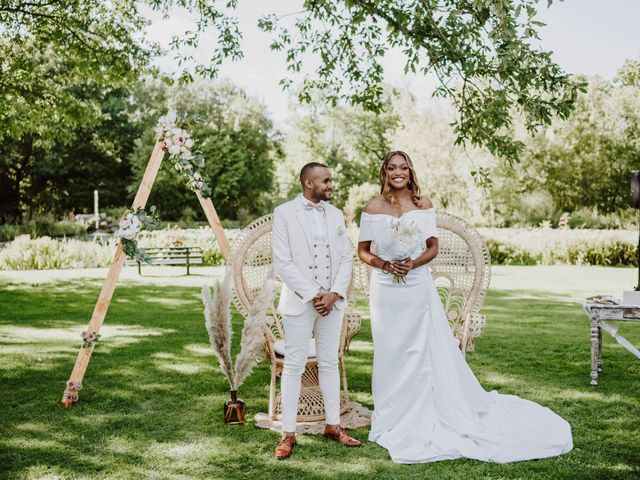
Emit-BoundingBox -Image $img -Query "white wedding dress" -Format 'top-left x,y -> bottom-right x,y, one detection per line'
359,209 -> 573,464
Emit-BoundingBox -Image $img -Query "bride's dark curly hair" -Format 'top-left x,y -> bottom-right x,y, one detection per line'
379,150 -> 423,207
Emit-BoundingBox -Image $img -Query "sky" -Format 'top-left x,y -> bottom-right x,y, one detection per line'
144,0 -> 640,125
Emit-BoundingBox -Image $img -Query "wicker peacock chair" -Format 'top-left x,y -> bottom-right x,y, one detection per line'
230,214 -> 361,422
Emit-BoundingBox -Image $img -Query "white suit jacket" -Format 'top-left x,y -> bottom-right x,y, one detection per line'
272,197 -> 353,316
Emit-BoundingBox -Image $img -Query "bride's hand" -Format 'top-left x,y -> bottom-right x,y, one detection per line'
393,258 -> 413,276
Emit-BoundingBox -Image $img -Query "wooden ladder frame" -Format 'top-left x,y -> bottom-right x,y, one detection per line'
61,140 -> 231,407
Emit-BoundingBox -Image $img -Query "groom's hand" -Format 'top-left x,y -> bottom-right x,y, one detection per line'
313,292 -> 339,316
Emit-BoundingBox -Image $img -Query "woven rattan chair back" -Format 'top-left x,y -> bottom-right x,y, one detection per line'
431,211 -> 491,352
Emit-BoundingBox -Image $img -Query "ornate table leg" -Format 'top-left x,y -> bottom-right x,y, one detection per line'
597,325 -> 603,373
590,316 -> 600,386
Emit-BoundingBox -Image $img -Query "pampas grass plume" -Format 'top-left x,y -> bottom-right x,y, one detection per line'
202,266 -> 235,390
234,267 -> 276,388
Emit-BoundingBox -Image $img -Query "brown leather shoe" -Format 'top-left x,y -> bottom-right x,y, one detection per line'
274,433 -> 296,460
323,424 -> 362,447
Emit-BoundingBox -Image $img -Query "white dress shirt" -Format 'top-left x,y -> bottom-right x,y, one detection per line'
298,194 -> 328,243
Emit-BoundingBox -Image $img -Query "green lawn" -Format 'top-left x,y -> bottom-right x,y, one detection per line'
1,273 -> 639,480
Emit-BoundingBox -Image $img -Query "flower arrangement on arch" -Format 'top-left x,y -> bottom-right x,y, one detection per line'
81,331 -> 101,348
155,111 -> 212,198
117,207 -> 159,263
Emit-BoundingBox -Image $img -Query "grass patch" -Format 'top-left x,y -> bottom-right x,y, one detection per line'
0,277 -> 639,479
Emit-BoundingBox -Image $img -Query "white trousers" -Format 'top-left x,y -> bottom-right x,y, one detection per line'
280,302 -> 343,432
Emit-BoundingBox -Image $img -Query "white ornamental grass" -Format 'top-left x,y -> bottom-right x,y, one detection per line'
0,235 -> 114,270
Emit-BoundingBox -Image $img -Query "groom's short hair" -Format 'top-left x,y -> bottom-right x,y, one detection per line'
299,162 -> 328,185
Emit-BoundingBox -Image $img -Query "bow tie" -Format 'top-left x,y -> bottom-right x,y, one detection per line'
305,202 -> 325,212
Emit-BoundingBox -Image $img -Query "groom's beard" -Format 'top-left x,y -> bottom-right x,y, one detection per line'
311,188 -> 332,202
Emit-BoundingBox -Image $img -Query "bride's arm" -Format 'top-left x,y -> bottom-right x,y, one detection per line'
413,237 -> 439,267
357,240 -> 398,275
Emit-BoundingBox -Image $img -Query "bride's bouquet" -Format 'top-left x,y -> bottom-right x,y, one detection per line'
388,218 -> 420,284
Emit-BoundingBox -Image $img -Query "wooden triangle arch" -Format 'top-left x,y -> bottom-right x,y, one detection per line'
61,140 -> 232,407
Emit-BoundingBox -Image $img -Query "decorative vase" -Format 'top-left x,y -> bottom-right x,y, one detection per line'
224,390 -> 246,424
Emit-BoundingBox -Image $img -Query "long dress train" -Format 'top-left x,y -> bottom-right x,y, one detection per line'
359,209 -> 572,464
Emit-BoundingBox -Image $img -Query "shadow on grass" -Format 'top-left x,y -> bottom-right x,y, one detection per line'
0,282 -> 638,479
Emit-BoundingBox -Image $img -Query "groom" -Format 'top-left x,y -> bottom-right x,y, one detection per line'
271,162 -> 361,459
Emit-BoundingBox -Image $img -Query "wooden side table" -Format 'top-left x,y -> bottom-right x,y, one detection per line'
583,301 -> 640,386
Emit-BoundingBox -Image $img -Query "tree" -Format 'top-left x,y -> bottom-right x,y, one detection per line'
0,2 -> 152,144
0,41 -> 143,221
278,91 -> 399,208
0,1 -> 152,221
129,79 -> 282,221
261,0 -> 584,166
1,0 -> 584,166
489,61 -> 640,224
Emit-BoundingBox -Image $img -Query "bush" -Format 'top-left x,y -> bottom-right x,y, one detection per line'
0,224 -> 20,242
0,215 -> 87,242
485,239 -> 537,265
0,226 -> 241,270
568,207 -> 638,230
4,223 -> 633,270
344,182 -> 379,225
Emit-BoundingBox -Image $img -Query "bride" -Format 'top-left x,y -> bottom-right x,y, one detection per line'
357,151 -> 573,464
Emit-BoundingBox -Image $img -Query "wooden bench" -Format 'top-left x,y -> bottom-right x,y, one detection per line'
128,246 -> 204,275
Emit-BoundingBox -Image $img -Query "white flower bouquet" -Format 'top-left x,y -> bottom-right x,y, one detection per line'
117,207 -> 159,263
388,218 -> 420,284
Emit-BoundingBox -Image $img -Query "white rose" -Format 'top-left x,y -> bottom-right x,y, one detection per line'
119,213 -> 133,230
185,138 -> 194,148
171,127 -> 182,136
182,150 -> 193,159
118,226 -> 137,240
130,215 -> 141,230
168,144 -> 181,155
166,111 -> 177,124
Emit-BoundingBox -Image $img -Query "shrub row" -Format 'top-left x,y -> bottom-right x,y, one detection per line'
1,227 -> 636,271
479,228 -> 638,267
0,227 -> 238,271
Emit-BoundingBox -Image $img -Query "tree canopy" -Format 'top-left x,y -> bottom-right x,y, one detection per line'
1,0 -> 584,165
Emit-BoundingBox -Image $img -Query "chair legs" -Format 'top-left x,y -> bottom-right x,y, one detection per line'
268,358 -> 349,422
